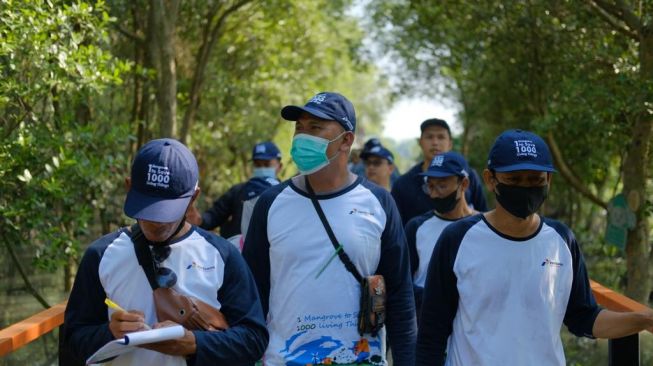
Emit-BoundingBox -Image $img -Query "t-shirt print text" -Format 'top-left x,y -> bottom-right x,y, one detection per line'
147,164 -> 170,188
514,140 -> 537,157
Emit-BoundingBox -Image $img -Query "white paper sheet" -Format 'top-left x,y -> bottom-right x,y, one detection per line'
86,325 -> 185,364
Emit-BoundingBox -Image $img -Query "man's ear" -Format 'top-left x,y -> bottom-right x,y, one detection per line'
190,187 -> 201,205
340,131 -> 355,151
125,177 -> 131,191
482,169 -> 495,191
461,176 -> 470,191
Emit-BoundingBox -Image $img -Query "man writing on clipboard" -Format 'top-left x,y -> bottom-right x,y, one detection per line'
63,138 -> 268,365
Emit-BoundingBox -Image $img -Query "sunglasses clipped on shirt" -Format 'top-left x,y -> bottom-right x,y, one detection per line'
151,245 -> 177,288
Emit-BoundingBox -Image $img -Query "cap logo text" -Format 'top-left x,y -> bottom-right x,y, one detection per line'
147,164 -> 170,188
431,155 -> 444,167
309,94 -> 327,104
255,145 -> 266,153
514,140 -> 537,158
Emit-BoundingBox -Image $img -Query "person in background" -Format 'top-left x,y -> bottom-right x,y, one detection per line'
391,118 -> 487,225
404,151 -> 476,318
187,141 -> 282,242
361,144 -> 395,191
355,137 -> 401,186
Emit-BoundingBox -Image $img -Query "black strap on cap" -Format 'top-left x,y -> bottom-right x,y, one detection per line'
304,176 -> 363,283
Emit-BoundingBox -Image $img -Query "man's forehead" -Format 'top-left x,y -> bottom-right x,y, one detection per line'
297,112 -> 334,124
427,175 -> 458,183
421,125 -> 450,136
365,156 -> 386,162
497,170 -> 548,178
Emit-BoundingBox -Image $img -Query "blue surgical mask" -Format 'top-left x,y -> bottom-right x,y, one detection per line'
291,132 -> 346,175
253,167 -> 276,179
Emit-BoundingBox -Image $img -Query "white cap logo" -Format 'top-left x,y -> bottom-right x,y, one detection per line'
514,140 -> 537,158
432,155 -> 444,167
255,144 -> 266,153
146,164 -> 171,188
309,93 -> 327,104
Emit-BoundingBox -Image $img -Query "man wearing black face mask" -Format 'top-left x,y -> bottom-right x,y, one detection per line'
404,151 -> 476,318
416,129 -> 653,366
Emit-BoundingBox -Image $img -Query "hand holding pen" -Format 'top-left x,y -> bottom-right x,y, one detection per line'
105,298 -> 151,339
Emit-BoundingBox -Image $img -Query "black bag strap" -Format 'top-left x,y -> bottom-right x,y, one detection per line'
304,176 -> 363,283
129,224 -> 160,290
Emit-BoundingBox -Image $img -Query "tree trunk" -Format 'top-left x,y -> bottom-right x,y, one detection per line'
178,0 -> 252,144
623,28 -> 653,302
148,0 -> 179,138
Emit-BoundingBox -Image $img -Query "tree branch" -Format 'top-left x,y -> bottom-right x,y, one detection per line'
545,132 -> 608,209
113,24 -> 145,44
4,239 -> 51,309
591,0 -> 642,34
588,1 -> 639,40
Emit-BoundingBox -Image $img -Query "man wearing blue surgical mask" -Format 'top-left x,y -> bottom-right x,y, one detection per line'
187,141 -> 281,242
243,92 -> 417,366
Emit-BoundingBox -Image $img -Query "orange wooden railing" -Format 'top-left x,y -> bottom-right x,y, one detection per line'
0,301 -> 67,356
0,281 -> 651,356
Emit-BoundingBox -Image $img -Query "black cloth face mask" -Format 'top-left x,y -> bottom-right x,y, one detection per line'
494,183 -> 548,219
432,185 -> 460,214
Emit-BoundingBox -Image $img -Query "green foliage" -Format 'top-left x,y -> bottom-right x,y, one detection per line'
0,0 -> 131,272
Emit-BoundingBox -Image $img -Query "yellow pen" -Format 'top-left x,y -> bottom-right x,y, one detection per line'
105,298 -> 151,329
105,298 -> 126,312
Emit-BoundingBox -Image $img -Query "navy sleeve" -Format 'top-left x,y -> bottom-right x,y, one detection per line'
63,232 -> 121,362
546,219 -> 602,338
189,233 -> 269,365
200,183 -> 242,231
404,217 -> 421,278
391,177 -> 411,226
416,217 -> 477,366
367,183 -> 417,366
466,168 -> 488,212
242,183 -> 286,316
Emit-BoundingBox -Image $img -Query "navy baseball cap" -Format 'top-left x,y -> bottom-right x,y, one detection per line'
420,151 -> 469,178
124,138 -> 199,222
281,92 -> 356,132
363,138 -> 381,151
360,145 -> 394,164
252,141 -> 281,160
420,118 -> 451,136
487,129 -> 556,172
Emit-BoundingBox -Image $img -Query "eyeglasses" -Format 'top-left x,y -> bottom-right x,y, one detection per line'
422,178 -> 461,196
151,245 -> 177,288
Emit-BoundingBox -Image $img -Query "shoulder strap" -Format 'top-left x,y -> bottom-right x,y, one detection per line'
129,224 -> 160,290
304,176 -> 363,283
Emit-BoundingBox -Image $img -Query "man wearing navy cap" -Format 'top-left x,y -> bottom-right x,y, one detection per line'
417,130 -> 653,365
64,138 -> 268,365
391,118 -> 487,225
404,151 -> 476,318
361,144 -> 395,191
188,141 -> 282,242
243,92 -> 416,366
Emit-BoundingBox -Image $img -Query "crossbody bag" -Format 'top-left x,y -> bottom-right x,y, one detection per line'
304,176 -> 386,336
130,224 -> 228,331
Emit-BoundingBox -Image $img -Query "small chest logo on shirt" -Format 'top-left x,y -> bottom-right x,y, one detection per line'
186,261 -> 216,271
349,208 -> 374,216
541,258 -> 563,268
